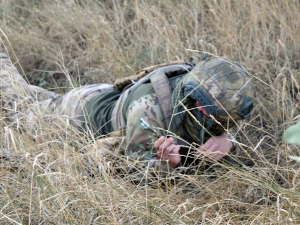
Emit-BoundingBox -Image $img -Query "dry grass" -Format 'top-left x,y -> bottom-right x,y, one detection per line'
1,0 -> 300,224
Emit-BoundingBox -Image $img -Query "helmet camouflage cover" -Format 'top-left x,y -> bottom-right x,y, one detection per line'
182,57 -> 255,121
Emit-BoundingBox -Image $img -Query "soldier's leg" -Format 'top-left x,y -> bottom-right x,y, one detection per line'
0,52 -> 59,124
1,51 -> 114,130
38,83 -> 114,128
1,49 -> 114,134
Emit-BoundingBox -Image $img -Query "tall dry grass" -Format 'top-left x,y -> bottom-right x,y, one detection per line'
1,0 -> 300,224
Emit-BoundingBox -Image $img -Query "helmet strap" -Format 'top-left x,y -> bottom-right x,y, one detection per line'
197,110 -> 215,144
197,110 -> 205,144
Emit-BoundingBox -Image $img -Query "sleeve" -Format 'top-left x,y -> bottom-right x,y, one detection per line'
124,93 -> 179,185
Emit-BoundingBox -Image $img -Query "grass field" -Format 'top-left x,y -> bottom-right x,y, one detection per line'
1,0 -> 300,224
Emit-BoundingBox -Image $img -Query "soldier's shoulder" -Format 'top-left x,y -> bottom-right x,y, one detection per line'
127,93 -> 164,124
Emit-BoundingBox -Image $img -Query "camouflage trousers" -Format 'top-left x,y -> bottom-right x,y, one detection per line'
0,53 -> 114,135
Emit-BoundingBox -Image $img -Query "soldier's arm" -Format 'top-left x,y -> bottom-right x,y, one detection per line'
152,114 -> 237,166
153,134 -> 233,166
124,94 -> 178,181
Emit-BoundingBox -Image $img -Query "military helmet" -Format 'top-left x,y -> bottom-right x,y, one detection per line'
182,57 -> 255,121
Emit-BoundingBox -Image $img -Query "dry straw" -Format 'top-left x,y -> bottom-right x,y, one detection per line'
1,0 -> 300,224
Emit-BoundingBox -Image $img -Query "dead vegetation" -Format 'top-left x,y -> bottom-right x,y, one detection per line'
1,0 -> 300,224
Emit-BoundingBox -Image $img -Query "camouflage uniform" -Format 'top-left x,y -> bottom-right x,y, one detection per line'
1,52 -> 255,184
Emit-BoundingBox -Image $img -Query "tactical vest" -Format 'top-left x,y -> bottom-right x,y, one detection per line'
111,59 -> 199,134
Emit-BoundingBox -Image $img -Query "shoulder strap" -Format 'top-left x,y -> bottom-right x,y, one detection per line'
150,64 -> 194,131
150,71 -> 173,130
